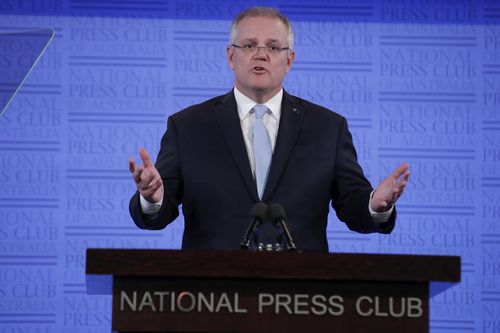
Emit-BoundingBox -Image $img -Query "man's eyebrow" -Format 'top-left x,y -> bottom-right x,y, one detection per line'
240,38 -> 257,43
238,38 -> 283,44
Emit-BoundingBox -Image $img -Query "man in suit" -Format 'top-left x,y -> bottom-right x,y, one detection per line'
129,7 -> 410,251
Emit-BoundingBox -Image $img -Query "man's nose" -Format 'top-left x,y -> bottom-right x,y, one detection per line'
254,47 -> 267,59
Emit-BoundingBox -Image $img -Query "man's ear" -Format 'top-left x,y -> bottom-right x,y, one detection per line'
285,51 -> 295,74
227,47 -> 235,70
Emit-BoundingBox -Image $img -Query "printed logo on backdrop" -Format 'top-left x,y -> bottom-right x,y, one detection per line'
481,3 -> 500,333
171,21 -> 231,110
63,12 -> 172,331
376,2 -> 483,332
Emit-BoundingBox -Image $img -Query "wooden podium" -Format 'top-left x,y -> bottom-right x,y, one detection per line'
86,249 -> 460,333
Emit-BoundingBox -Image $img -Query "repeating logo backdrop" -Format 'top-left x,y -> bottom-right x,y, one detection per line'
0,0 -> 499,332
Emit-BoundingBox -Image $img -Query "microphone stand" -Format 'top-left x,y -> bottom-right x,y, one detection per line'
240,203 -> 268,250
276,219 -> 297,252
269,204 -> 297,252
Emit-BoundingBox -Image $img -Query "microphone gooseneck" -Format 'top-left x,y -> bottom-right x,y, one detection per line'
268,204 -> 297,252
240,203 -> 268,250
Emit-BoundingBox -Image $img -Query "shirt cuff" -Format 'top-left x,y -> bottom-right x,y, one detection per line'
368,190 -> 394,224
140,194 -> 162,216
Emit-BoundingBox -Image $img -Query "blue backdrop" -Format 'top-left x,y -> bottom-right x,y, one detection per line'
0,0 -> 499,332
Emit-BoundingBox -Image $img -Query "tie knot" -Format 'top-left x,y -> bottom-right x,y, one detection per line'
253,104 -> 268,119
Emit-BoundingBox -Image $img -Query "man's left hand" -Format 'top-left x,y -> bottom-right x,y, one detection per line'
371,162 -> 410,212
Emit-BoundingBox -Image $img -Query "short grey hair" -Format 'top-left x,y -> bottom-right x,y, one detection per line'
229,7 -> 294,51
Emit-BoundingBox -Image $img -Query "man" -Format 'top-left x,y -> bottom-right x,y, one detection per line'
129,7 -> 409,251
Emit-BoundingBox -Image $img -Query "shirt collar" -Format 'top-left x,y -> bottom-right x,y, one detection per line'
234,86 -> 283,121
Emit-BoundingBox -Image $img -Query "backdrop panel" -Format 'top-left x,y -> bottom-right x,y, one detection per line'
0,1 -> 498,332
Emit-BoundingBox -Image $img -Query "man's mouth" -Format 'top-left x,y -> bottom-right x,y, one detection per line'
252,66 -> 266,72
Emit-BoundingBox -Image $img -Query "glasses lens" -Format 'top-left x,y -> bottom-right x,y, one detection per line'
236,44 -> 286,55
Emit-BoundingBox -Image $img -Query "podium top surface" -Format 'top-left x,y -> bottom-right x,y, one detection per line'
86,249 -> 460,283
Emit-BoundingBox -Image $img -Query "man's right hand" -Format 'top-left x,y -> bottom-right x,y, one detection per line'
129,148 -> 164,203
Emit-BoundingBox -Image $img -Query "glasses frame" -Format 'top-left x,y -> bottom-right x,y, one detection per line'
231,43 -> 290,56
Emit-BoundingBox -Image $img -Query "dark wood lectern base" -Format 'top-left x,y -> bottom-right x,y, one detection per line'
86,249 -> 460,333
113,277 -> 428,333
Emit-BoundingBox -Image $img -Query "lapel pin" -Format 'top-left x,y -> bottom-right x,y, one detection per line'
292,107 -> 300,114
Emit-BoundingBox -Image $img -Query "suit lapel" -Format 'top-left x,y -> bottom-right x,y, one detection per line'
262,91 -> 304,202
213,91 -> 259,202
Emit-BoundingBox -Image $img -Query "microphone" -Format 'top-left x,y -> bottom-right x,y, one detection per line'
268,204 -> 297,252
240,203 -> 268,250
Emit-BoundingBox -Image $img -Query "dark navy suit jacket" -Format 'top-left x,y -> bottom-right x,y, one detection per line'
129,90 -> 395,251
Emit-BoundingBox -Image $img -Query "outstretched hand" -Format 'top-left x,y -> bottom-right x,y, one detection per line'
371,162 -> 410,212
129,148 -> 164,203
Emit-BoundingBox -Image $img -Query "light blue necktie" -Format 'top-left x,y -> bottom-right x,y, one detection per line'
252,104 -> 272,200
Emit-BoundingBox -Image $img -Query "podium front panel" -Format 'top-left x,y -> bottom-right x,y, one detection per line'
112,276 -> 429,333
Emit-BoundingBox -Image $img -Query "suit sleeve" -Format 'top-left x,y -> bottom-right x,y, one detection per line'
330,117 -> 395,234
129,116 -> 183,230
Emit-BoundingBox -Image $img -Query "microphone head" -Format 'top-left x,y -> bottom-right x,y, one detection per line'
250,202 -> 268,221
268,204 -> 286,225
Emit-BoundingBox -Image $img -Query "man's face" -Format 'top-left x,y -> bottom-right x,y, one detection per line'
227,16 -> 295,102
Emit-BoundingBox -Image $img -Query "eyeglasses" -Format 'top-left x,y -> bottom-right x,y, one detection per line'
231,43 -> 290,55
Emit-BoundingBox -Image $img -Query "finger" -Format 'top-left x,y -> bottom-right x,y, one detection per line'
148,181 -> 163,193
393,185 -> 406,202
138,168 -> 158,187
139,148 -> 153,168
391,162 -> 410,179
396,183 -> 407,194
396,178 -> 408,187
137,161 -> 160,186
396,172 -> 410,189
402,171 -> 410,182
149,174 -> 162,187
128,159 -> 136,174
140,176 -> 162,196
132,166 -> 144,184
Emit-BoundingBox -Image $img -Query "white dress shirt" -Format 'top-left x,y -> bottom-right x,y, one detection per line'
234,86 -> 281,177
140,87 -> 393,222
